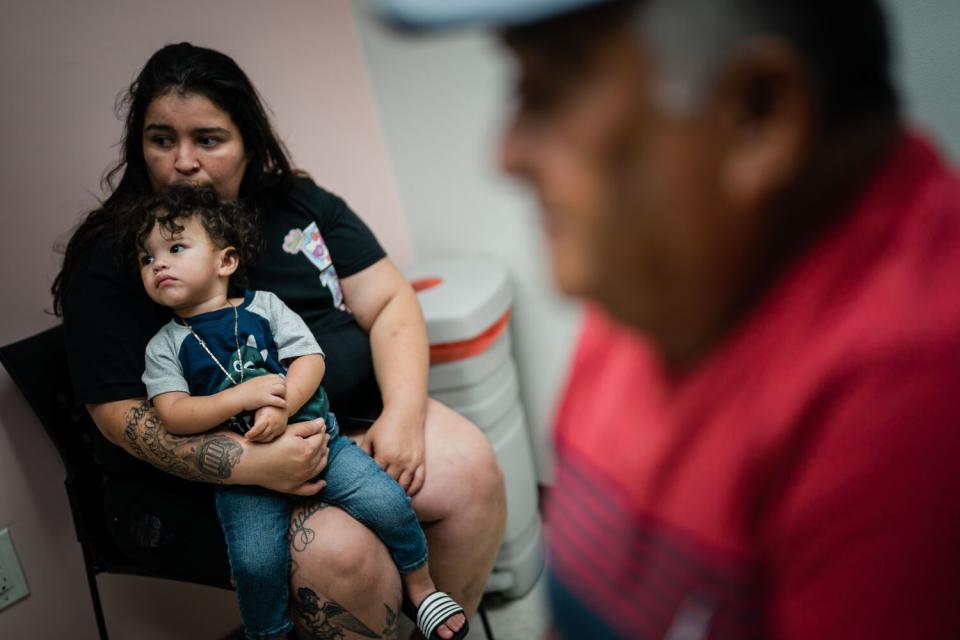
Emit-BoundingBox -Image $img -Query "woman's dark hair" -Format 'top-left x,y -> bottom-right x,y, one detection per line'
128,185 -> 262,298
52,42 -> 297,315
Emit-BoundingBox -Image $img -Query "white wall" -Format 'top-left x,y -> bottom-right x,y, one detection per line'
884,0 -> 960,160
0,1 -> 406,637
351,9 -> 581,485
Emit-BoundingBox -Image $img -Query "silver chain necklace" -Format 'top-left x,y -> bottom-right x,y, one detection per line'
181,303 -> 244,386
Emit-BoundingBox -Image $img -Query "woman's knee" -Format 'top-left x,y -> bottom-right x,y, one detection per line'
288,508 -> 402,634
467,446 -> 506,529
290,505 -> 395,586
421,401 -> 506,515
460,433 -> 504,509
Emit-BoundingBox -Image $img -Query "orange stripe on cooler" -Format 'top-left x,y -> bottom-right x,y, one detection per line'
429,310 -> 511,363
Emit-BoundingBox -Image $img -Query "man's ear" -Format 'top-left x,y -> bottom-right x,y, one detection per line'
715,38 -> 814,212
218,247 -> 240,277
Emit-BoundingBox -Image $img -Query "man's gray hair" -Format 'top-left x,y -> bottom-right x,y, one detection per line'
638,0 -> 759,112
635,0 -> 898,127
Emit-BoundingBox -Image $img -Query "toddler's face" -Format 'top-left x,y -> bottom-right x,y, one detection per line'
138,215 -> 232,312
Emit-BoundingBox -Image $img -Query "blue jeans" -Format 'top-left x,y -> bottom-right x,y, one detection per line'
214,413 -> 428,640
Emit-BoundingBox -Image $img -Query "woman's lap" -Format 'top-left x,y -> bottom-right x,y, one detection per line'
102,474 -> 232,587
103,398 -> 502,633
411,399 -> 502,521
336,398 -> 502,524
294,400 -> 499,543
295,398 -> 504,617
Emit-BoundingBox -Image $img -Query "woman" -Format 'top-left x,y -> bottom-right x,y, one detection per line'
53,42 -> 505,639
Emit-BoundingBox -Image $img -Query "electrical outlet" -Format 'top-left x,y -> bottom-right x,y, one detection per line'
0,528 -> 30,611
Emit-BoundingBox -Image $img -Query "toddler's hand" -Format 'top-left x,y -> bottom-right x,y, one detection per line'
246,405 -> 289,442
237,374 -> 286,412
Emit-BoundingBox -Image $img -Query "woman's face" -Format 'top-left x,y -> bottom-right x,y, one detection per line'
143,92 -> 249,200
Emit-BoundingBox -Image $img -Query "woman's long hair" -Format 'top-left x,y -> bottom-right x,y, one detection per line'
52,42 -> 296,316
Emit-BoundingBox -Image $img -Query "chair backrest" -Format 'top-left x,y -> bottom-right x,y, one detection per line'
1,326 -> 93,475
0,325 -> 127,573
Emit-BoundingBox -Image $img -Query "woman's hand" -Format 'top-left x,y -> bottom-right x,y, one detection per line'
360,404 -> 427,496
244,417 -> 330,496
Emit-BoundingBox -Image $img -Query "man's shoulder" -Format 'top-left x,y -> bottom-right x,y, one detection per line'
812,133 -> 960,372
721,133 -> 960,402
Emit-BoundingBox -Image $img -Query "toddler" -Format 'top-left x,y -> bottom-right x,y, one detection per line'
134,186 -> 467,640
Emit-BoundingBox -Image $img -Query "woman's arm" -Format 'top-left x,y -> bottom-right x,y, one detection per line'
151,374 -> 288,435
86,397 -> 330,495
340,257 -> 430,495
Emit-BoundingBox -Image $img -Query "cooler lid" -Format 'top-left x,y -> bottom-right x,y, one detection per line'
405,258 -> 513,344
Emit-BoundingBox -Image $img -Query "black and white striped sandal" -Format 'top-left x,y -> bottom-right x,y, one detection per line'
415,591 -> 470,640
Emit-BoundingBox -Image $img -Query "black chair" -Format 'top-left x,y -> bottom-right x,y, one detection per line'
0,325 -> 233,639
1,325 -> 498,640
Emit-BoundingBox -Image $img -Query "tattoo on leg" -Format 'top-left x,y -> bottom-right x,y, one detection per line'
289,557 -> 300,579
295,588 -> 380,639
288,501 -> 329,552
122,401 -> 242,483
381,603 -> 399,640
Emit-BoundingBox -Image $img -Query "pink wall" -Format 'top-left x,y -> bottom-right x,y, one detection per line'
0,1 -> 408,637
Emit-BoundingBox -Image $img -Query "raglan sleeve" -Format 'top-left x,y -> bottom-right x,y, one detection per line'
141,327 -> 190,400
256,291 -> 324,362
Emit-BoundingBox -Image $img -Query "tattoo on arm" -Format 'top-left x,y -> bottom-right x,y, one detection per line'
122,401 -> 242,483
288,500 -> 329,552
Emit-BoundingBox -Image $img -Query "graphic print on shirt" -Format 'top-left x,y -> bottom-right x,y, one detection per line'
209,331 -> 329,432
215,334 -> 271,433
282,223 -> 347,310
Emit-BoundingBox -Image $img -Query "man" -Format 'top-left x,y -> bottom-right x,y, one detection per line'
379,1 -> 960,638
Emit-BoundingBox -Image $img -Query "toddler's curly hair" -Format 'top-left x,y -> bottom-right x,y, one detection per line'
127,185 -> 262,296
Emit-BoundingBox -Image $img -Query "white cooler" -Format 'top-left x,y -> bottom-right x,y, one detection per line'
405,258 -> 544,600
